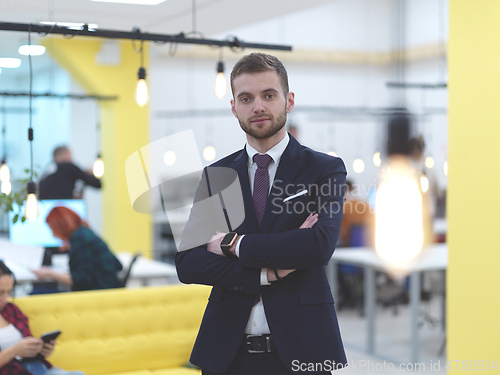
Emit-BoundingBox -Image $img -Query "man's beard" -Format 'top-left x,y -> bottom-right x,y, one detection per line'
237,105 -> 287,140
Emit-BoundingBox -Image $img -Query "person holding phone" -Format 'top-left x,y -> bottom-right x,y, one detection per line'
0,261 -> 84,375
33,206 -> 123,292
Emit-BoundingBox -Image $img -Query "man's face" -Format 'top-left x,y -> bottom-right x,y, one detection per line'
55,149 -> 72,163
230,70 -> 294,140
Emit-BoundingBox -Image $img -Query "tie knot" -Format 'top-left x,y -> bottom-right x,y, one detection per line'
253,154 -> 272,169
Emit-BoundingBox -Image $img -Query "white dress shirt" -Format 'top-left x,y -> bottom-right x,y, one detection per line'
235,132 -> 290,334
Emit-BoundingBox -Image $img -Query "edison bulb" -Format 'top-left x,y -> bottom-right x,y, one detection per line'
375,156 -> 423,265
444,161 -> 448,176
420,175 -> 429,193
353,159 -> 365,173
25,193 -> 38,222
203,146 -> 216,161
135,79 -> 149,107
373,152 -> 381,167
214,73 -> 227,99
0,162 -> 10,182
425,156 -> 434,169
93,157 -> 104,178
164,150 -> 176,166
1,181 -> 11,195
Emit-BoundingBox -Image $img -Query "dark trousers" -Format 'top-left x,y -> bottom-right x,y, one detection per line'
202,338 -> 331,375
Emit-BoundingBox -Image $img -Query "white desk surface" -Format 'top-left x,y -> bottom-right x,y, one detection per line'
11,252 -> 177,283
332,243 -> 448,273
52,252 -> 177,279
0,238 -> 45,270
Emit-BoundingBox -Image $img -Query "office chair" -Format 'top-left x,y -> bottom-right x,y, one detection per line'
121,253 -> 141,288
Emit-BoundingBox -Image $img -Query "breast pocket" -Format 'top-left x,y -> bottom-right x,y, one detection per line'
298,289 -> 334,306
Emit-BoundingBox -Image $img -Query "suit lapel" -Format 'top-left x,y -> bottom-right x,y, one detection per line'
230,148 -> 260,234
260,137 -> 303,233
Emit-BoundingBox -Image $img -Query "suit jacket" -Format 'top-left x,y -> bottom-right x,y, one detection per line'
175,135 -> 348,374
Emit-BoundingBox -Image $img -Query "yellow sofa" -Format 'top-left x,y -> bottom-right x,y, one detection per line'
15,284 -> 210,375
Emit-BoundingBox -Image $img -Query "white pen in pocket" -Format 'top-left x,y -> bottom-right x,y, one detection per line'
283,189 -> 308,202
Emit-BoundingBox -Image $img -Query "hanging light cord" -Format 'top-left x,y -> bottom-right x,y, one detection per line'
95,101 -> 100,154
28,24 -> 34,181
140,38 -> 144,67
192,0 -> 196,33
1,97 -> 6,161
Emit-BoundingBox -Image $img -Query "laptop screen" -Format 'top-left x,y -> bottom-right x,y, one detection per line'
9,199 -> 88,247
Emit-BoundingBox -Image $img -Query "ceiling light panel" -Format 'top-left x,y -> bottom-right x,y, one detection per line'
90,0 -> 167,4
0,58 -> 21,68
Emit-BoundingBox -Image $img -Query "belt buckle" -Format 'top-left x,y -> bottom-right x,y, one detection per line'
246,334 -> 272,354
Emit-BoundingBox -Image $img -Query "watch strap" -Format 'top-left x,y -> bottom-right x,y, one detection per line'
221,232 -> 238,259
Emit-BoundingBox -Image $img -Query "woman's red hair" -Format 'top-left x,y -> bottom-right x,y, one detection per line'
46,206 -> 88,240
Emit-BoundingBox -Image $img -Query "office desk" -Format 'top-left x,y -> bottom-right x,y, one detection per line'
116,252 -> 179,286
14,252 -> 179,286
328,244 -> 447,363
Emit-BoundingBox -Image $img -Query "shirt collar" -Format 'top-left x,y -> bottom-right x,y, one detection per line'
246,132 -> 290,167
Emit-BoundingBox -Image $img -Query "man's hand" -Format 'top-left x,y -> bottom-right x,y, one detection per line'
299,213 -> 318,229
207,232 -> 241,257
207,232 -> 226,256
269,213 -> 319,281
267,268 -> 296,282
40,340 -> 56,357
206,213 -> 318,259
13,337 -> 43,358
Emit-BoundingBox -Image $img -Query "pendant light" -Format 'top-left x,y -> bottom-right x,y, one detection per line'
375,114 -> 424,267
93,103 -> 104,177
134,38 -> 149,107
93,155 -> 104,178
25,25 -> 38,221
1,98 -> 10,194
214,47 -> 227,99
203,121 -> 216,162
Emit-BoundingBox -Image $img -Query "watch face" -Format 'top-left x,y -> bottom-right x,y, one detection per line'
221,232 -> 237,246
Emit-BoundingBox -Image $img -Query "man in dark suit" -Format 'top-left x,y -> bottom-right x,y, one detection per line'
176,53 -> 347,374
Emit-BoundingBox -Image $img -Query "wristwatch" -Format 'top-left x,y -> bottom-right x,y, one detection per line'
220,232 -> 238,259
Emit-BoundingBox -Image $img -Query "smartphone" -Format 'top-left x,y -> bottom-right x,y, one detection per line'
40,330 -> 62,343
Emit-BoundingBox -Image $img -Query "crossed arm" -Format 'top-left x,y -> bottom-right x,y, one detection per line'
175,157 -> 346,292
206,213 -> 319,281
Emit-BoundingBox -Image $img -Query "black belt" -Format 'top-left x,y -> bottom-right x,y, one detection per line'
245,334 -> 275,353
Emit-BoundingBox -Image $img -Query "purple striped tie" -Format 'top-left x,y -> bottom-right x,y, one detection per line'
252,154 -> 272,307
253,154 -> 272,227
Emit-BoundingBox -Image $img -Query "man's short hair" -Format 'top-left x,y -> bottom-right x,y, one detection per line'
53,146 -> 69,159
230,53 -> 289,96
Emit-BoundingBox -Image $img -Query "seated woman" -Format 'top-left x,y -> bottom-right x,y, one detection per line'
0,261 -> 84,375
33,207 -> 123,292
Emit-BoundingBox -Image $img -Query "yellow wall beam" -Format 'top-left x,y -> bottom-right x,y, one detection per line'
448,0 -> 500,367
45,38 -> 152,257
162,43 -> 447,66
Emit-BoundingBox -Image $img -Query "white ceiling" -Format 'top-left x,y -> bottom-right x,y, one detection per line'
1,0 -> 333,42
0,0 -> 333,77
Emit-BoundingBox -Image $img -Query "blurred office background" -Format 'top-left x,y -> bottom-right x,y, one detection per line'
0,0 -> 448,242
1,0 -> 499,372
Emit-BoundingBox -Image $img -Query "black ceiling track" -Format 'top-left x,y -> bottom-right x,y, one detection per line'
0,22 -> 293,52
